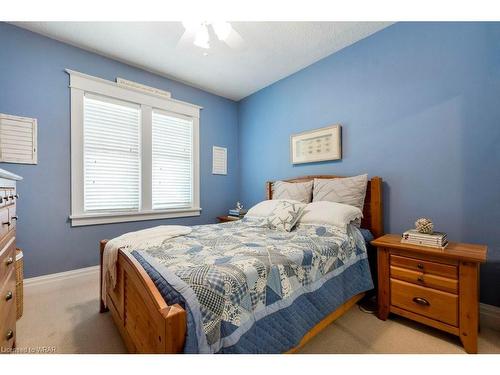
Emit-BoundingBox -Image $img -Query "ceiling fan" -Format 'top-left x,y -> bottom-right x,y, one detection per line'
178,21 -> 244,50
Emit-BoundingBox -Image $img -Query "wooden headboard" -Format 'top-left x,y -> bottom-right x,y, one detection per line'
266,175 -> 383,237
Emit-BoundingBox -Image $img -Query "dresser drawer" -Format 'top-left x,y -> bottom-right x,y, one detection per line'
3,189 -> 16,207
390,265 -> 458,294
390,254 -> 457,279
0,269 -> 15,321
391,278 -> 458,326
0,269 -> 16,352
0,191 -> 6,208
0,298 -> 16,352
0,236 -> 16,280
8,205 -> 16,232
0,209 -> 9,241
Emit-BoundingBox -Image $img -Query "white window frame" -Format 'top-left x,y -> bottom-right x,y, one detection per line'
67,70 -> 202,226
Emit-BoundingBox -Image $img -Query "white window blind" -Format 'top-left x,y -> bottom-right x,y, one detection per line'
83,94 -> 141,212
0,113 -> 37,164
152,111 -> 193,210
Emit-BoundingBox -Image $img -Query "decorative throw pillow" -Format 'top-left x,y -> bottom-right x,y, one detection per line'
272,180 -> 313,203
265,200 -> 306,232
312,174 -> 368,211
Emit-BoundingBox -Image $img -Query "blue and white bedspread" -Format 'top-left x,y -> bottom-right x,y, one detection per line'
132,218 -> 373,353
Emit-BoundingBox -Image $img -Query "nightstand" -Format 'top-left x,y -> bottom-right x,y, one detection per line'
217,215 -> 242,223
371,234 -> 487,353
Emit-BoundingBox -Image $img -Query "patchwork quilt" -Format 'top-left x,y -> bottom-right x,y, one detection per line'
133,218 -> 373,353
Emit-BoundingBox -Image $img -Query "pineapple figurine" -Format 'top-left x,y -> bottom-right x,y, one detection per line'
415,218 -> 434,234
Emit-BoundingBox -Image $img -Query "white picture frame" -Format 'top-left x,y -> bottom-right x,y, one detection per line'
290,125 -> 341,164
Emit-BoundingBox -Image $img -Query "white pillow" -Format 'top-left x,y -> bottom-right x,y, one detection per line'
298,201 -> 363,231
246,199 -> 302,218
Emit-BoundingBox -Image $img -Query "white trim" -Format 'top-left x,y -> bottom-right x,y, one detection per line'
480,303 -> 500,329
24,265 -> 99,287
70,207 -> 201,226
68,70 -> 202,227
141,105 -> 153,211
116,77 -> 172,99
70,88 -> 85,219
66,69 -> 202,117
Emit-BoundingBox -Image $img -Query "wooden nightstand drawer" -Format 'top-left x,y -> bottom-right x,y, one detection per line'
391,278 -> 458,326
390,265 -> 458,294
391,254 -> 457,279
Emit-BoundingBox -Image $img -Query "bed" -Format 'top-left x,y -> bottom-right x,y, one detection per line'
99,175 -> 383,353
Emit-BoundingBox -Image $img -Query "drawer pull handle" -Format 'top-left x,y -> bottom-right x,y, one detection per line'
2,221 -> 11,226
417,276 -> 424,283
5,256 -> 14,266
5,291 -> 13,301
417,263 -> 424,270
14,193 -> 19,199
12,216 -> 18,221
5,329 -> 14,341
412,297 -> 430,306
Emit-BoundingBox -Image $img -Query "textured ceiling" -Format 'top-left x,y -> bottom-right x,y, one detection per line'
12,22 -> 392,101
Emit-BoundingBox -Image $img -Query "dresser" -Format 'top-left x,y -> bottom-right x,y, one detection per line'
371,234 -> 487,354
0,169 -> 22,353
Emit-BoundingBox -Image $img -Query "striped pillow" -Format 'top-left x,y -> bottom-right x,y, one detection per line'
272,180 -> 313,203
312,174 -> 368,211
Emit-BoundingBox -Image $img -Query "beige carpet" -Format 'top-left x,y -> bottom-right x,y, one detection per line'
15,270 -> 500,354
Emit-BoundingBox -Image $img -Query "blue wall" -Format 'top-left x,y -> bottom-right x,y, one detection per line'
0,23 -> 239,278
1,22 -> 499,306
238,22 -> 500,306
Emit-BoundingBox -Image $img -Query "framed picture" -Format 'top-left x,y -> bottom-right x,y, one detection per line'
290,125 -> 341,164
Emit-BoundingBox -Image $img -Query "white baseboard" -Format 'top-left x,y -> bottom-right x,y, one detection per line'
480,303 -> 500,330
24,265 -> 99,288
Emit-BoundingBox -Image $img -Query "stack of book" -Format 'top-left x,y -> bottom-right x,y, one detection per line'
228,209 -> 247,218
401,230 -> 448,249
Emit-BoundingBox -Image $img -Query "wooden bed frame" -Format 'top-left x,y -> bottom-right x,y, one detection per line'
100,175 -> 383,353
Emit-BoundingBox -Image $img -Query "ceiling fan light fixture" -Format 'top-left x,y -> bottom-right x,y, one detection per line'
182,21 -> 201,33
212,21 -> 232,41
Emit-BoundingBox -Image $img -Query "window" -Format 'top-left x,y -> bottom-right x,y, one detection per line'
84,95 -> 141,212
152,111 -> 193,210
68,70 -> 201,226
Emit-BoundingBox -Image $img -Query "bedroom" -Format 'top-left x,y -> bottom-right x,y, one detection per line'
1,0 -> 499,371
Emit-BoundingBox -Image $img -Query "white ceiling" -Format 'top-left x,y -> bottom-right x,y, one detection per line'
12,22 -> 392,101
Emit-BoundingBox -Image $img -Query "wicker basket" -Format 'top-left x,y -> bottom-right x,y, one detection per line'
15,249 -> 23,320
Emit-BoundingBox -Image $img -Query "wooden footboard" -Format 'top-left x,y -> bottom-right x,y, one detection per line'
99,240 -> 186,353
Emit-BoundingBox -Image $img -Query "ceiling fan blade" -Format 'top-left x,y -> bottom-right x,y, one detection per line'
176,29 -> 196,49
223,28 -> 244,50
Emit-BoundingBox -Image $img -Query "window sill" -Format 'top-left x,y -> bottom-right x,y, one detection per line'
70,207 -> 202,227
